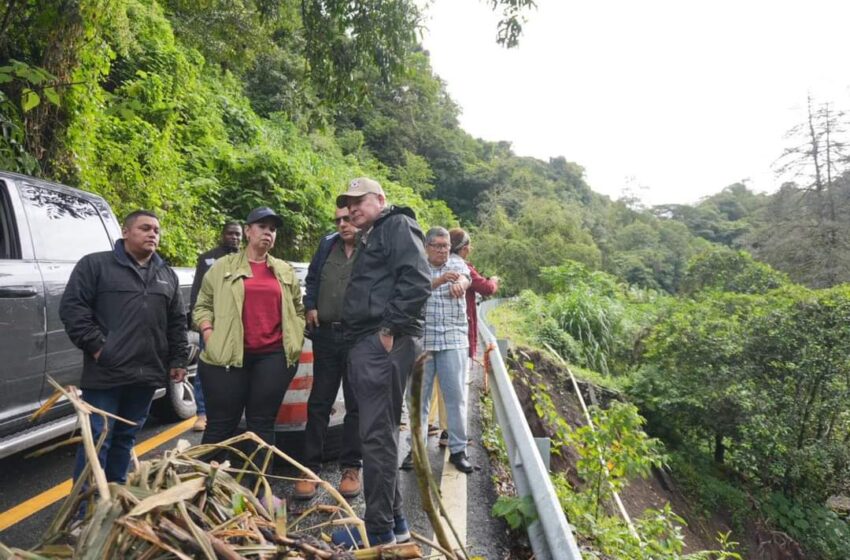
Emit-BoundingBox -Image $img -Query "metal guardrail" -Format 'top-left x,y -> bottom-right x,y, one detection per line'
478,299 -> 583,560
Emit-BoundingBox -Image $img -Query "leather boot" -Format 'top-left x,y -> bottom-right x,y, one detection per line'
338,467 -> 361,498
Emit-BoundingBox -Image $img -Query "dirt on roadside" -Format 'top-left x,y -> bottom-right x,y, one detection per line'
504,347 -> 743,557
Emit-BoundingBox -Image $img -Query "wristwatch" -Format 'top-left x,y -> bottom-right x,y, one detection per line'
379,327 -> 394,337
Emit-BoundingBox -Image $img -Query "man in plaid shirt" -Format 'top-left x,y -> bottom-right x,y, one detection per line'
403,226 -> 474,473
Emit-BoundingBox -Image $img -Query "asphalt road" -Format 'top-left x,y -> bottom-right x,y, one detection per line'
0,361 -> 510,556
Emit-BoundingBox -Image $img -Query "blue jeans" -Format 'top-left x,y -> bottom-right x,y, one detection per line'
194,336 -> 206,415
419,348 -> 468,454
72,384 -> 156,484
193,369 -> 206,416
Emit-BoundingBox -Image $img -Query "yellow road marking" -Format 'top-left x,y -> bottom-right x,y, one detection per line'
133,417 -> 195,456
0,480 -> 73,532
0,417 -> 196,531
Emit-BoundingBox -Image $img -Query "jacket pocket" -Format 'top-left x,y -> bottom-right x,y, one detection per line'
202,326 -> 227,365
96,336 -> 118,367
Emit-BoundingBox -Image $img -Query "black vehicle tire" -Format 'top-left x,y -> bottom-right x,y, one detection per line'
150,375 -> 197,422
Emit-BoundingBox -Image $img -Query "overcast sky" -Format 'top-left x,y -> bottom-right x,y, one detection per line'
420,0 -> 850,206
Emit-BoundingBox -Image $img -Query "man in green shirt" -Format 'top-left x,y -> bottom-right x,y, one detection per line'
296,206 -> 361,500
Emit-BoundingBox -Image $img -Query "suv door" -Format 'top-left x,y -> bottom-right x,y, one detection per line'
0,179 -> 47,436
16,183 -> 115,393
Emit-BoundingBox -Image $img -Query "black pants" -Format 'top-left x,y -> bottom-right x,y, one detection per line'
200,351 -> 297,468
303,324 -> 361,471
348,332 -> 421,534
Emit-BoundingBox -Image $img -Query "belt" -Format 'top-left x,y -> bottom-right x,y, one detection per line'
319,321 -> 344,330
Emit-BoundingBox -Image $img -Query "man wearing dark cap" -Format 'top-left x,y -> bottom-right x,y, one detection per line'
330,178 -> 431,549
188,221 -> 242,432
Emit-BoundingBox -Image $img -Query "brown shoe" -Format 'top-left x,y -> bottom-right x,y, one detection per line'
192,415 -> 207,432
293,479 -> 318,500
338,468 -> 361,499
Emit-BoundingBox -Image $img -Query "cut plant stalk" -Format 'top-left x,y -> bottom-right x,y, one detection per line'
0,380 -> 425,559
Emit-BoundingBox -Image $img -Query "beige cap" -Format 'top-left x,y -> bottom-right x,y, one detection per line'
336,177 -> 385,208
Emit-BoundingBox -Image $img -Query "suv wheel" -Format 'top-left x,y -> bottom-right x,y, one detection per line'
150,376 -> 197,422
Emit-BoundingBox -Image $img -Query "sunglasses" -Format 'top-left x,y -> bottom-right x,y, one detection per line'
333,216 -> 352,224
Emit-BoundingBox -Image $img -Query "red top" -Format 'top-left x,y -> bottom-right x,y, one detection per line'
465,263 -> 499,358
243,261 -> 283,353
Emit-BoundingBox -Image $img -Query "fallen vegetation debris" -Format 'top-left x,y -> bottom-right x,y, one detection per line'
0,379 -> 423,559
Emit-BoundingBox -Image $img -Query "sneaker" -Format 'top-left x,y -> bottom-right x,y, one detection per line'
393,515 -> 411,543
192,415 -> 207,432
331,527 -> 396,549
338,468 -> 361,498
293,479 -> 318,500
449,451 -> 474,474
438,430 -> 448,447
400,451 -> 414,471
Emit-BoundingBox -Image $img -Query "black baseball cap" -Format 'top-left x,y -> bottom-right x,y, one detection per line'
245,207 -> 283,227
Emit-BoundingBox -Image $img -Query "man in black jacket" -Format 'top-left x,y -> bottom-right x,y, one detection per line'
60,210 -> 188,485
295,206 -> 361,500
188,221 -> 241,431
331,178 -> 431,549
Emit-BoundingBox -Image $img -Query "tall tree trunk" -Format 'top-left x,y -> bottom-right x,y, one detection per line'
796,374 -> 824,449
714,432 -> 725,464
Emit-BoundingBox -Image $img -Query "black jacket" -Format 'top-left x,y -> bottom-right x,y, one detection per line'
189,244 -> 238,314
59,240 -> 189,389
342,206 -> 431,341
304,231 -> 340,311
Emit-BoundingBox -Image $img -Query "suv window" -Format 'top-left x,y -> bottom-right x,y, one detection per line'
0,181 -> 20,259
19,183 -> 112,261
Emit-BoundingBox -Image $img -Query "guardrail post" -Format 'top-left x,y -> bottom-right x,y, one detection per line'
535,437 -> 552,471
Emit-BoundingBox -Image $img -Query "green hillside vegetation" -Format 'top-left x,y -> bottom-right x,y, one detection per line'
0,0 -> 459,263
492,252 -> 850,558
1,0 -> 710,291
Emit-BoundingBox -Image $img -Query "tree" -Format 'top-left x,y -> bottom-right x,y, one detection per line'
748,96 -> 850,287
488,0 -> 538,48
680,248 -> 788,296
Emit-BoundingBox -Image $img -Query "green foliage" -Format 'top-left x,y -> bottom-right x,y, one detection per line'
635,285 -> 850,502
491,495 -> 538,530
654,182 -> 767,248
0,60 -> 65,173
1,0 -> 456,265
681,248 -> 789,295
0,89 -> 38,174
762,493 -> 850,560
569,402 -> 666,500
548,408 -> 711,560
520,369 -> 573,453
514,263 -> 668,376
479,393 -> 509,466
667,452 -> 751,532
489,0 -> 538,48
473,196 -> 601,294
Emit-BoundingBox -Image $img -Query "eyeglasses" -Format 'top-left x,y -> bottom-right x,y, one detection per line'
428,243 -> 450,250
333,216 -> 352,224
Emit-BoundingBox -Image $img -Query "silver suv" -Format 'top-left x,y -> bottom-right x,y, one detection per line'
0,171 -> 199,459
